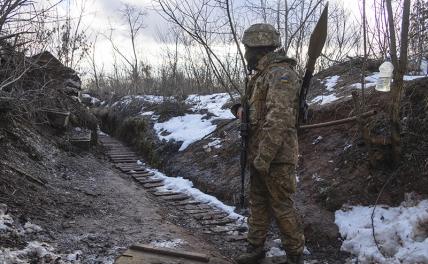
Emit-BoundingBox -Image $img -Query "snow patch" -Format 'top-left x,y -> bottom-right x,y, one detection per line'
147,168 -> 245,222
150,238 -> 186,249
186,93 -> 234,119
154,93 -> 234,151
154,114 -> 217,151
404,75 -> 426,81
323,75 -> 340,91
335,199 -> 428,264
141,111 -> 154,116
24,222 -> 43,233
350,83 -> 376,89
0,241 -> 73,264
310,94 -> 340,105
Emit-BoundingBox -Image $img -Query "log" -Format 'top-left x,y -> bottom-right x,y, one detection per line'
299,110 -> 377,130
129,244 -> 210,262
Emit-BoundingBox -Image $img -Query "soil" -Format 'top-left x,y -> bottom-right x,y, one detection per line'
0,119 -> 233,263
2,56 -> 428,263
159,75 -> 428,261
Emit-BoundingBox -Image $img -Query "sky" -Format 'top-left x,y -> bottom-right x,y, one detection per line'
44,0 -> 366,76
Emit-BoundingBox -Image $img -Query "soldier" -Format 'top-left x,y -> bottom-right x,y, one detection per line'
231,23 -> 305,264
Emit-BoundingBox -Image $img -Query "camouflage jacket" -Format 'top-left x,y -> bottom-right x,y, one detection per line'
239,51 -> 300,173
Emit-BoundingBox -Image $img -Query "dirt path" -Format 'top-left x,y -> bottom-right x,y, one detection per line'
0,127 -> 233,263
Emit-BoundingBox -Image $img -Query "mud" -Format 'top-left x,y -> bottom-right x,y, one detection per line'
0,120 -> 234,263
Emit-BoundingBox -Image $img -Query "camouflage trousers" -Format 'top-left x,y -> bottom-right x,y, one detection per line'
247,163 -> 305,255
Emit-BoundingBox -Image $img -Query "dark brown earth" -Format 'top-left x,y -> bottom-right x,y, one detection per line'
152,76 -> 428,261
0,119 -> 234,263
3,56 -> 427,263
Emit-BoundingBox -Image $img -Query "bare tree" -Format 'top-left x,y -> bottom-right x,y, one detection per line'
51,0 -> 90,70
106,3 -> 146,95
386,0 -> 412,164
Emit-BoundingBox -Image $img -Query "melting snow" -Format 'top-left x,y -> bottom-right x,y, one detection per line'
404,75 -> 427,81
266,239 -> 311,257
310,94 -> 340,105
141,111 -> 154,116
0,204 -> 80,264
150,238 -> 186,249
186,93 -> 235,119
207,138 -> 222,149
323,75 -> 340,91
154,93 -> 234,151
351,73 -> 426,88
154,114 -> 217,151
147,168 -> 245,222
335,199 -> 428,264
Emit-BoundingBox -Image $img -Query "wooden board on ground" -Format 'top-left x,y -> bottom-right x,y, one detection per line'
115,244 -> 211,264
259,256 -> 288,264
163,194 -> 190,201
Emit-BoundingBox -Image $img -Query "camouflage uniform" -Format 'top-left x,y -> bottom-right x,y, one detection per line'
240,50 -> 305,256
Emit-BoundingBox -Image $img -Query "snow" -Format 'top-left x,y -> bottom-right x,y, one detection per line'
147,168 -> 245,222
0,206 -> 13,232
350,83 -> 376,89
81,93 -> 100,105
404,75 -> 426,81
154,114 -> 217,151
24,222 -> 43,233
207,138 -> 222,149
310,94 -> 340,105
351,72 -> 426,87
421,59 -> 428,75
335,199 -> 428,264
150,238 -> 186,249
185,93 -> 235,119
154,93 -> 234,151
141,111 -> 154,116
266,239 -> 311,257
111,95 -> 170,108
323,75 -> 340,91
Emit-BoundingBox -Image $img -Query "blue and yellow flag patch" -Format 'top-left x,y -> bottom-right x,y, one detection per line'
279,75 -> 289,83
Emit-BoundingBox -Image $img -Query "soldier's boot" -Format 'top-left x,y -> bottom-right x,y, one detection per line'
235,243 -> 265,264
286,254 -> 304,264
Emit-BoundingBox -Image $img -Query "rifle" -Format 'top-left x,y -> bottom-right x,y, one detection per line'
239,76 -> 250,209
299,3 -> 329,124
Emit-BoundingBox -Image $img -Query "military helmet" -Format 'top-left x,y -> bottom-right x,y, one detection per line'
242,23 -> 281,48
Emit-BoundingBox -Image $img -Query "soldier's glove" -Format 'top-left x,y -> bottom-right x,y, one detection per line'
253,155 -> 269,176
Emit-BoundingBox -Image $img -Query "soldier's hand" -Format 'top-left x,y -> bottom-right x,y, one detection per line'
253,156 -> 269,176
236,107 -> 244,121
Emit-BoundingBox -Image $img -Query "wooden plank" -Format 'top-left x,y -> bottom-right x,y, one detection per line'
225,234 -> 247,242
135,178 -> 163,184
200,218 -> 234,226
113,160 -> 138,164
119,167 -> 147,173
193,212 -> 229,221
143,182 -> 164,189
129,244 -> 210,263
162,194 -> 190,202
130,172 -> 155,177
210,225 -> 241,234
184,209 -> 211,215
152,191 -> 181,197
113,159 -> 139,163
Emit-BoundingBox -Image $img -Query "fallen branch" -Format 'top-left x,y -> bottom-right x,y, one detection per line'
3,162 -> 46,186
299,110 -> 377,130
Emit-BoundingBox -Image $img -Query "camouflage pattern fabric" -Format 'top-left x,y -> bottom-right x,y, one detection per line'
244,50 -> 305,255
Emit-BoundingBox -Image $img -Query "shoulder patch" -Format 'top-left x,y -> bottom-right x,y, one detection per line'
279,75 -> 289,83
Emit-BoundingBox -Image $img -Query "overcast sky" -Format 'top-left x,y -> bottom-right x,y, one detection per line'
47,0 -> 365,75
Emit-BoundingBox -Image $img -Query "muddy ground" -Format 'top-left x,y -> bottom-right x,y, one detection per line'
108,75 -> 427,262
2,57 -> 427,263
0,120 -> 235,263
